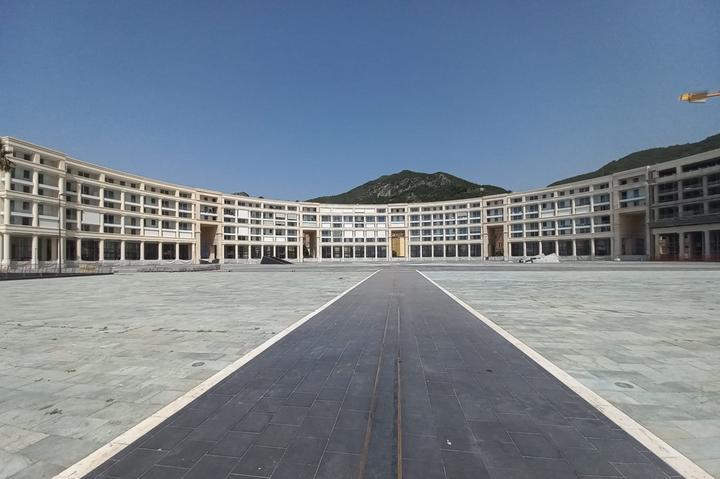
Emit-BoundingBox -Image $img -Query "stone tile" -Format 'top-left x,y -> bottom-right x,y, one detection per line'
268,461 -> 317,479
509,432 -> 562,459
0,425 -> 47,453
19,435 -> 103,468
314,452 -> 360,479
441,450 -> 490,479
157,440 -> 214,468
137,465 -> 188,479
104,448 -> 167,479
0,450 -> 32,479
231,445 -> 284,477
298,416 -> 335,438
326,427 -> 365,454
183,454 -> 238,479
282,436 -> 327,465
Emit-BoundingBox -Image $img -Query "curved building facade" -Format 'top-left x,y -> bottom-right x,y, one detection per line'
1,136 -> 720,268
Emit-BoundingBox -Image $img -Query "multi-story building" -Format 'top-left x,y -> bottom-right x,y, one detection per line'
1,136 -> 719,268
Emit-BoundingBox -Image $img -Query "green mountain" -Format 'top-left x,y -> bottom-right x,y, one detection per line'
308,170 -> 508,204
550,133 -> 720,186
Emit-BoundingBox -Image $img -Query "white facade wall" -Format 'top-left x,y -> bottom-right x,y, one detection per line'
1,136 -> 720,267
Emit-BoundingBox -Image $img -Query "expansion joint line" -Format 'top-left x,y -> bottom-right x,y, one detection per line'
395,304 -> 403,479
357,300 -> 392,479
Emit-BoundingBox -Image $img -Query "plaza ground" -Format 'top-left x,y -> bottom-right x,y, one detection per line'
426,264 -> 720,477
0,271 -> 368,479
0,262 -> 717,478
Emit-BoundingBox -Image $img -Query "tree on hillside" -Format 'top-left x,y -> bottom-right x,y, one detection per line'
0,142 -> 14,172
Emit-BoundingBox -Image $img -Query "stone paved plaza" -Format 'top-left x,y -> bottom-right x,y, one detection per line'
0,263 -> 718,478
426,265 -> 720,477
0,271 -> 368,479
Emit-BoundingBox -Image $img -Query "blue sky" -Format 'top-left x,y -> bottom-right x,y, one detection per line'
1,1 -> 719,199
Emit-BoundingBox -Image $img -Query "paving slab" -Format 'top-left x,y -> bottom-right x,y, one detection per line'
78,269 -> 683,479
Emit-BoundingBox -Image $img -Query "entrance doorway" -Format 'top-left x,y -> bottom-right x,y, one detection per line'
618,212 -> 646,256
200,224 -> 218,261
303,230 -> 317,258
487,226 -> 504,257
391,231 -> 406,258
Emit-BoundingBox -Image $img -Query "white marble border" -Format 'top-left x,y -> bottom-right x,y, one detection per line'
54,270 -> 380,479
417,270 -> 712,479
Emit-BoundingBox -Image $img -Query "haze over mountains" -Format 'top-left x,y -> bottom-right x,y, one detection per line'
307,133 -> 720,204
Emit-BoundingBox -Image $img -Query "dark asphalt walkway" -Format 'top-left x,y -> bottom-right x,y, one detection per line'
85,270 -> 682,479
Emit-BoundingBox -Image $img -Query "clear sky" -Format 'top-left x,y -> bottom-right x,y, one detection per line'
1,0 -> 719,200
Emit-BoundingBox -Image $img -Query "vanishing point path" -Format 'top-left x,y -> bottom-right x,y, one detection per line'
80,269 -> 681,479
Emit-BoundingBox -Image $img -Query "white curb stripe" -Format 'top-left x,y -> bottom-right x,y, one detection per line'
54,270 -> 379,479
417,270 -> 713,479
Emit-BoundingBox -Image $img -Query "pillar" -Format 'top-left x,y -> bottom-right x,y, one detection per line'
98,239 -> 104,262
522,242 -> 527,257
572,239 -> 577,257
590,238 -> 595,257
175,242 -> 180,260
32,201 -> 38,227
120,240 -> 126,261
31,235 -> 38,266
191,243 -> 196,264
703,230 -> 711,260
76,238 -> 82,261
538,241 -> 543,255
3,170 -> 11,193
3,183 -> 10,224
2,233 -> 10,265
158,242 -> 163,261
57,236 -> 66,263
140,241 -> 145,261
678,233 -> 685,261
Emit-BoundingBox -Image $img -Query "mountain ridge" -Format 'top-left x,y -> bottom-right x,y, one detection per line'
549,132 -> 720,186
308,170 -> 508,204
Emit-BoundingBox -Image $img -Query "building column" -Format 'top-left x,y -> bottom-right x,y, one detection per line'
176,242 -> 180,260
191,243 -> 196,264
678,233 -> 686,261
703,230 -> 712,260
32,201 -> 38,227
56,236 -> 67,264
1,233 -> 10,265
98,239 -> 104,262
3,187 -> 10,225
554,240 -> 559,256
572,239 -> 577,257
76,238 -> 82,261
3,170 -> 11,194
31,235 -> 38,267
538,241 -> 543,255
120,240 -> 126,262
590,238 -> 596,257
32,170 -> 39,195
522,242 -> 527,256
140,241 -> 145,261
158,242 -> 163,261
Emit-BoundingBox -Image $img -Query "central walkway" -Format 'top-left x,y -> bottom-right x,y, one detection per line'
84,270 -> 681,479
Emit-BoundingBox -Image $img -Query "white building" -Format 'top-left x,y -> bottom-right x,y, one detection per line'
1,136 -> 719,268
